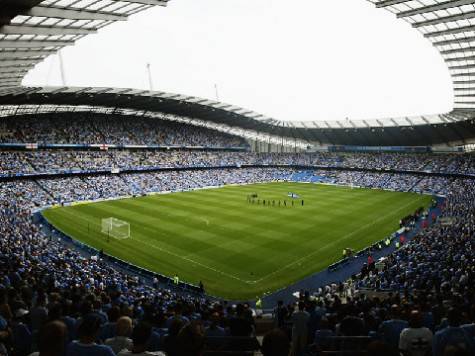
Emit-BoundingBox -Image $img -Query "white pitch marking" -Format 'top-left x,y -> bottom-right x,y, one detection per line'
55,186 -> 426,288
139,239 -> 256,284
251,196 -> 426,284
139,196 -> 424,286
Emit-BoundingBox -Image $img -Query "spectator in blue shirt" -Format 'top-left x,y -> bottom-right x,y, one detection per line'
379,305 -> 409,351
67,314 -> 115,356
433,308 -> 475,356
204,312 -> 226,337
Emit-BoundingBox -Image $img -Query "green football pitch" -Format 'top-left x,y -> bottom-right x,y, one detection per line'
42,182 -> 432,299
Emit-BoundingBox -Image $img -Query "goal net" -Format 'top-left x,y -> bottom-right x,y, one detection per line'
101,217 -> 130,240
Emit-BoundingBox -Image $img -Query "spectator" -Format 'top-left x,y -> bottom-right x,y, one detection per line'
274,300 -> 287,329
261,328 -> 290,356
399,310 -> 433,356
33,321 -> 68,356
117,322 -> 165,356
204,312 -> 225,337
379,305 -> 409,351
161,319 -> 185,356
433,308 -> 475,356
176,321 -> 205,356
105,316 -> 133,354
290,301 -> 310,356
66,314 -> 114,356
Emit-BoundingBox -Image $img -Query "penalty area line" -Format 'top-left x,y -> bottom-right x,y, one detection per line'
139,239 -> 255,285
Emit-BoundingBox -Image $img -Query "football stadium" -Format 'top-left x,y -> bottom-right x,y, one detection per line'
1,1 -> 475,355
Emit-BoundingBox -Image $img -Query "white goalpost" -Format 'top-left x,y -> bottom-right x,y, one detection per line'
101,217 -> 130,240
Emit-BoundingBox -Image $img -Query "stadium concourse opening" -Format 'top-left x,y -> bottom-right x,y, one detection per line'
2,0 -> 475,355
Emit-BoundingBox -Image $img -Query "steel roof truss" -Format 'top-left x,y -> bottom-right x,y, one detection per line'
413,10 -> 475,29
25,5 -> 128,21
398,0 -> 475,18
0,24 -> 97,36
0,40 -> 73,49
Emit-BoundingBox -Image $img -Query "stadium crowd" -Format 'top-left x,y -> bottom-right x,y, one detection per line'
0,114 -> 247,147
1,114 -> 475,177
270,178 -> 475,356
0,165 -> 473,355
37,169 -> 291,205
0,117 -> 474,355
2,149 -> 475,177
0,168 -> 457,208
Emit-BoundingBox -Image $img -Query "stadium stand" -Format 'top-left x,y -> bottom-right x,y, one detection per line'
0,114 -> 248,147
0,118 -> 474,355
2,0 -> 475,355
0,96 -> 473,356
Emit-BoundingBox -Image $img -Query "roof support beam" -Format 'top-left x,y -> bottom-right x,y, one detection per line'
433,36 -> 475,47
452,108 -> 475,112
0,72 -> 29,79
0,24 -> 97,35
375,0 -> 409,8
452,72 -> 475,77
125,0 -> 168,5
441,46 -> 475,55
0,67 -> 30,74
0,40 -> 73,49
24,5 -> 127,21
0,74 -> 24,81
0,85 -> 17,89
425,25 -> 475,38
454,80 -> 475,85
446,113 -> 466,122
0,50 -> 55,59
449,63 -> 475,70
0,59 -> 38,67
0,79 -> 21,85
398,0 -> 475,18
446,55 -> 475,63
421,116 -> 430,125
413,11 -> 475,28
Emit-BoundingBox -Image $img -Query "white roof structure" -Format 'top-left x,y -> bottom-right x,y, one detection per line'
1,0 -> 475,142
0,0 -> 169,88
369,0 -> 475,111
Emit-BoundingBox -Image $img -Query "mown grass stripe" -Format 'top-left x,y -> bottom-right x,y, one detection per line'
42,183 -> 432,299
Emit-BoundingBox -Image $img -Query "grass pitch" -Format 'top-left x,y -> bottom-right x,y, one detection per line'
42,183 -> 432,299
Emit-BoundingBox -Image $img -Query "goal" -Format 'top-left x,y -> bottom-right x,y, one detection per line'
101,217 -> 130,240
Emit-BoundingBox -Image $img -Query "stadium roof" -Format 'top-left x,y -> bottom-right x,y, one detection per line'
368,0 -> 475,111
0,0 -> 168,88
2,1 -> 475,146
1,85 -> 475,146
0,85 -> 470,130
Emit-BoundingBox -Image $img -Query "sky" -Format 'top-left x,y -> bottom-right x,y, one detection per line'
23,0 -> 454,122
